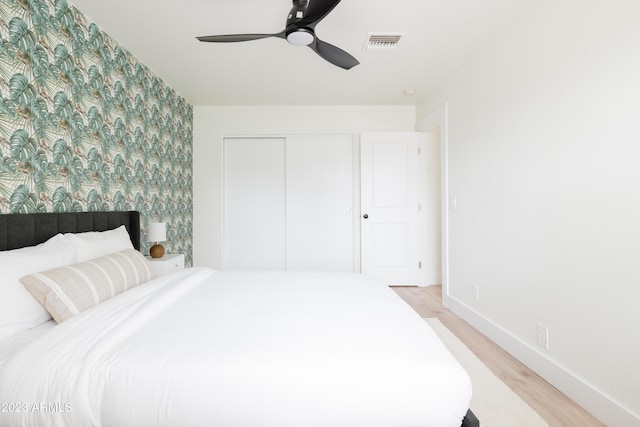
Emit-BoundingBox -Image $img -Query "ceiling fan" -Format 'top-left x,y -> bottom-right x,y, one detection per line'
196,0 -> 359,70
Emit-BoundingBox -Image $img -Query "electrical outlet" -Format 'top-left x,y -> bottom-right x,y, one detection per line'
473,284 -> 479,300
537,324 -> 549,349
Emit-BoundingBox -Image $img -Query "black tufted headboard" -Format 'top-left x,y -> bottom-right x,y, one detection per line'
0,211 -> 140,252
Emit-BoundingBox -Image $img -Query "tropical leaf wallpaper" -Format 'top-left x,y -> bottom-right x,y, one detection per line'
0,0 -> 193,264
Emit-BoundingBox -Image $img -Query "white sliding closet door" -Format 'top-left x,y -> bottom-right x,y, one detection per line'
223,138 -> 286,270
286,135 -> 353,271
223,135 -> 354,272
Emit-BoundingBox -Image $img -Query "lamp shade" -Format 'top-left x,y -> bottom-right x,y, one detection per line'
147,222 -> 166,243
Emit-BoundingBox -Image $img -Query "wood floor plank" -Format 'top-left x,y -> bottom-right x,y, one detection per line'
392,285 -> 605,427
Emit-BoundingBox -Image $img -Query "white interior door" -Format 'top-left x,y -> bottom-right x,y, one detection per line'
223,138 -> 286,270
361,132 -> 427,284
285,135 -> 354,271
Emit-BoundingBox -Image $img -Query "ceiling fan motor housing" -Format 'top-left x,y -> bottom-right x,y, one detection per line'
286,0 -> 314,45
287,0 -> 309,24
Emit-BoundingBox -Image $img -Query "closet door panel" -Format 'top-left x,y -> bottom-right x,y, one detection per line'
285,135 -> 354,271
223,138 -> 286,270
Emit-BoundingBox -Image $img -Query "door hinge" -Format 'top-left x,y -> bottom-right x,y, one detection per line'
417,147 -> 422,155
418,261 -> 422,269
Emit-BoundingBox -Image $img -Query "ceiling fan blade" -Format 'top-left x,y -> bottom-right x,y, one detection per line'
309,38 -> 359,69
197,31 -> 285,43
300,0 -> 342,28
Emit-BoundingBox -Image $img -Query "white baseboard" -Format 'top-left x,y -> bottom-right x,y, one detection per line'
445,295 -> 640,427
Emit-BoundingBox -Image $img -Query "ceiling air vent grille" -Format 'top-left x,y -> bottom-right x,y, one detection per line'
365,33 -> 404,52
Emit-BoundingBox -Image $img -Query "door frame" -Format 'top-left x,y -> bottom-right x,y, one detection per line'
417,103 -> 450,307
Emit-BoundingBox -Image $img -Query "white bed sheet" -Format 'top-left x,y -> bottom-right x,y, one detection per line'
0,268 -> 471,427
0,320 -> 56,371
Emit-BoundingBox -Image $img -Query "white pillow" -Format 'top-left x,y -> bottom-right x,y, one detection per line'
0,234 -> 76,339
64,225 -> 134,263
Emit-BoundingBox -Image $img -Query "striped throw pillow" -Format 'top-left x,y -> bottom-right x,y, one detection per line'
20,249 -> 156,323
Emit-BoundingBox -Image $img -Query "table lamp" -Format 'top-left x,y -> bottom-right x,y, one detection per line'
147,222 -> 167,258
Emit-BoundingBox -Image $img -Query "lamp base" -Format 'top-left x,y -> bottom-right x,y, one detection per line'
149,243 -> 165,259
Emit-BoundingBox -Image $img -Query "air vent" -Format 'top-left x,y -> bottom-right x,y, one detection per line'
364,33 -> 404,52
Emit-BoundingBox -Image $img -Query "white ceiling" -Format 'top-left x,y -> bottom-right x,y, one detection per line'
69,0 -> 529,106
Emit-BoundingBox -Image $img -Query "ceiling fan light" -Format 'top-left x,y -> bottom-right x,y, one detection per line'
287,29 -> 314,46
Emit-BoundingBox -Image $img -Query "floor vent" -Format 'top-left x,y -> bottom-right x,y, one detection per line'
364,33 -> 404,52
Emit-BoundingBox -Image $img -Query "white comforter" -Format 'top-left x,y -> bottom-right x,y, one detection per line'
0,268 -> 471,427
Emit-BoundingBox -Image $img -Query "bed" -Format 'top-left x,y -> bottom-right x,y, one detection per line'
0,211 -> 477,427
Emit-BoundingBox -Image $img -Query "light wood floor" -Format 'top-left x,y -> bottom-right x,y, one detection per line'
392,285 -> 605,427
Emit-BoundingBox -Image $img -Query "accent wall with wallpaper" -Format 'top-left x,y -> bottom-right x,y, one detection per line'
0,0 -> 193,264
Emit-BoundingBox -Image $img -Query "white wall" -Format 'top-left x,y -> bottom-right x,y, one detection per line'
193,106 -> 415,269
417,0 -> 640,425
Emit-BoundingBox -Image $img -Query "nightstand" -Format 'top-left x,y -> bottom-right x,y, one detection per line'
145,253 -> 185,276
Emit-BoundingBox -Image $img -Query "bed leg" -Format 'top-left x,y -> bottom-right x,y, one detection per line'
461,409 -> 480,427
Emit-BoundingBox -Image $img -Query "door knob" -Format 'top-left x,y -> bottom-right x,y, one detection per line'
363,214 -> 369,219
